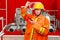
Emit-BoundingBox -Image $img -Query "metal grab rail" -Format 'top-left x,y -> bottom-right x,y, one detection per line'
0,17 -> 4,36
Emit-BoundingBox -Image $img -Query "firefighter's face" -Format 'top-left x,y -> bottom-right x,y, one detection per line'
35,9 -> 41,15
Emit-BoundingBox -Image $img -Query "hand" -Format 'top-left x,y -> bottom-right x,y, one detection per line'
29,20 -> 35,24
25,1 -> 31,8
21,6 -> 25,8
21,1 -> 31,8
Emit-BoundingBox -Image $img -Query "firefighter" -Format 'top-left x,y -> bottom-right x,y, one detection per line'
20,2 -> 50,40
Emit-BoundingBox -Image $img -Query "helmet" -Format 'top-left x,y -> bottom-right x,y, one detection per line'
33,2 -> 44,10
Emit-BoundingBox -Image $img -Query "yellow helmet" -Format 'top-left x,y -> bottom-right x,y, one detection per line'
33,2 -> 44,10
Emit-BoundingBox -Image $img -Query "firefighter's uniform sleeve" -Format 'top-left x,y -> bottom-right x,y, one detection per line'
20,7 -> 32,21
39,18 -> 50,35
42,18 -> 50,35
33,18 -> 50,35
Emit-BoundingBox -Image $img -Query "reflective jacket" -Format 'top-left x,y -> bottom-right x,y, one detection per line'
20,7 -> 50,40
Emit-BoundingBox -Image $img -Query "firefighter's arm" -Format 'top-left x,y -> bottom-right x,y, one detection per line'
41,18 -> 50,35
20,1 -> 30,17
20,1 -> 32,21
33,18 -> 50,35
20,7 -> 27,17
20,7 -> 32,21
20,7 -> 27,20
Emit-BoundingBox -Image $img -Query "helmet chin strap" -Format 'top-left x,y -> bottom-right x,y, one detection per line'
36,12 -> 41,17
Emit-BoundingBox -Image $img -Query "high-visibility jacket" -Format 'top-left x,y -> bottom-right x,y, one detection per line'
20,7 -> 50,40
